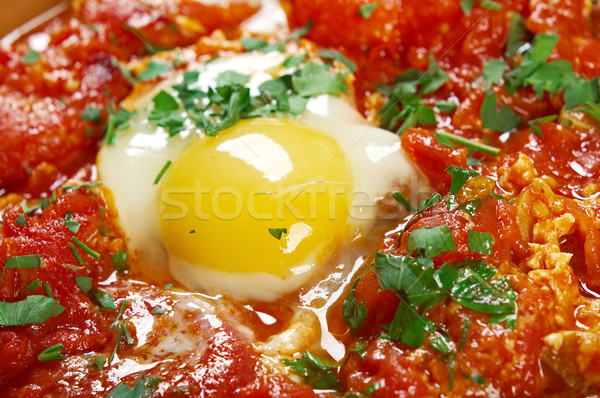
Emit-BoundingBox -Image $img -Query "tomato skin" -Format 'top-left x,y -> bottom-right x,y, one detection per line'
400,128 -> 468,194
77,0 -> 260,51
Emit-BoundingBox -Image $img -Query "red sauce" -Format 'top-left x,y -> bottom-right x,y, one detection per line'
2,0 -> 600,396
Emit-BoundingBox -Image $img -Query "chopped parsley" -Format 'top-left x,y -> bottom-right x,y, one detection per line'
342,290 -> 368,331
0,254 -> 43,282
283,54 -> 307,68
283,351 -> 342,391
358,3 -> 379,18
318,48 -> 357,71
106,375 -> 160,398
80,105 -> 104,124
153,160 -> 172,185
407,225 -> 456,258
467,230 -> 494,255
528,114 -> 557,137
0,295 -> 65,326
64,212 -> 81,233
75,276 -> 92,294
137,60 -> 170,81
90,289 -> 117,311
482,59 -> 506,91
15,214 -> 26,227
241,37 -> 270,51
110,300 -> 128,329
104,103 -> 137,145
71,237 -> 100,259
112,251 -> 129,274
69,246 -> 86,265
86,354 -> 105,371
506,13 -> 527,58
21,50 -> 40,65
268,228 -> 288,240
63,182 -> 102,191
392,191 -> 416,212
144,55 -> 349,138
480,93 -> 521,132
377,53 -> 447,134
435,131 -> 500,156
481,0 -> 501,10
28,279 -> 42,292
38,343 -> 66,362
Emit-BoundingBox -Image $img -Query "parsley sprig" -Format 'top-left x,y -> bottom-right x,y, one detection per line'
144,59 -> 348,138
377,53 -> 448,134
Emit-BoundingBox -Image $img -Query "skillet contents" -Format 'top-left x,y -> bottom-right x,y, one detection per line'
2,0 -> 600,396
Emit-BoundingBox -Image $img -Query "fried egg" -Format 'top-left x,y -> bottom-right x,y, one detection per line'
98,51 -> 423,301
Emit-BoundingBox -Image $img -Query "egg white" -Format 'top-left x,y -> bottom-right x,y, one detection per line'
97,51 -> 423,301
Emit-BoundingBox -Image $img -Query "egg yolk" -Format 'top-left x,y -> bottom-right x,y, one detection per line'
159,118 -> 354,277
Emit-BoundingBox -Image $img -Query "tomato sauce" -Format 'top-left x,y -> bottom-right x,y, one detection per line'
2,0 -> 600,396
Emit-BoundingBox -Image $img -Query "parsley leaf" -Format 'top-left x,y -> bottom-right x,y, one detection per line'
106,375 -> 160,398
286,20 -> 314,42
75,276 -> 92,293
358,3 -> 379,18
104,103 -> 137,145
21,50 -> 40,65
15,214 -> 26,227
38,343 -> 66,362
388,299 -> 435,347
377,53 -> 447,134
292,61 -> 345,96
64,211 -> 81,233
342,291 -> 368,330
467,230 -> 494,255
0,254 -> 43,282
0,295 -> 65,326
81,105 -> 104,124
283,54 -> 307,68
445,165 -> 480,210
482,59 -> 506,91
578,102 -> 600,124
506,13 -> 527,57
112,251 -> 129,274
283,351 -> 342,391
268,228 -> 288,240
480,93 -> 521,132
374,253 -> 446,308
407,225 -> 456,258
318,48 -> 357,71
137,60 -> 170,81
86,354 -> 105,370
528,114 -> 557,136
90,289 -> 117,311
450,261 -> 517,315
563,77 -> 600,109
481,0 -> 501,10
241,37 -> 268,51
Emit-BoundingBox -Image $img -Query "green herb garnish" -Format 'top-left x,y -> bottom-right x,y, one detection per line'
358,3 -> 379,18
75,276 -> 92,293
268,228 -> 288,240
283,351 -> 342,391
38,343 -> 66,362
0,295 -> 65,326
21,50 -> 40,65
